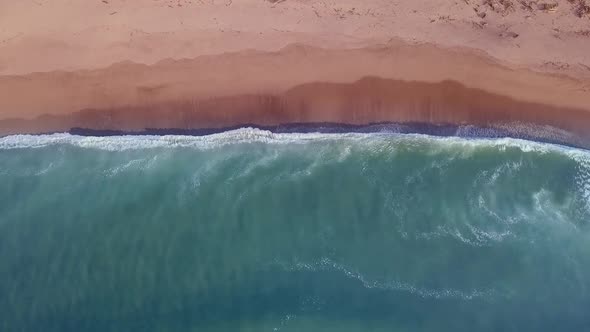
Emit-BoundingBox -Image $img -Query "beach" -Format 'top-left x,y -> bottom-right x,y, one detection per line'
3,2 -> 590,330
0,0 -> 589,140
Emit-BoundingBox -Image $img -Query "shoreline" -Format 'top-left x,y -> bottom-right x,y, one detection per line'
2,70 -> 590,145
70,122 -> 588,151
2,122 -> 587,151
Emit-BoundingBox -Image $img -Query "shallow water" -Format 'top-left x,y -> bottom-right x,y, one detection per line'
1,129 -> 590,331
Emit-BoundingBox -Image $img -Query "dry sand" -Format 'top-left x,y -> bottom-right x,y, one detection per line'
0,0 -> 589,137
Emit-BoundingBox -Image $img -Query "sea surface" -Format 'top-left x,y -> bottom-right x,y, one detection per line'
1,128 -> 590,331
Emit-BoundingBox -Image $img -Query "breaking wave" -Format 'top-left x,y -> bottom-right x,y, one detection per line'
1,127 -> 590,331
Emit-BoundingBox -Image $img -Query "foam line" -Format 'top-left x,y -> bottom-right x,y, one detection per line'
1,128 -> 589,161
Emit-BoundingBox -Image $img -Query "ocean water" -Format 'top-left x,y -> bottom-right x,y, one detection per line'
1,128 -> 590,331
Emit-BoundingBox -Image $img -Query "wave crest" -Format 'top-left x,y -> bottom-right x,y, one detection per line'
1,127 -> 588,155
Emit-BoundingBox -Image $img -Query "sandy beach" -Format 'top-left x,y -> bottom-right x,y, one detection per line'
3,2 -> 590,330
1,0 -> 589,138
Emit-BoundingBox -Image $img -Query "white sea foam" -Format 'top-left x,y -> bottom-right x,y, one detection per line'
274,257 -> 499,300
0,128 -> 590,158
404,157 -> 454,185
475,194 -> 525,226
485,160 -> 523,186
34,162 -> 55,176
575,157 -> 590,215
413,223 -> 514,247
0,129 -> 361,151
230,149 -> 283,181
105,158 -> 147,177
0,127 -> 587,156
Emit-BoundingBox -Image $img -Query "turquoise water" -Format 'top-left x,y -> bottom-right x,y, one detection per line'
1,129 -> 590,331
